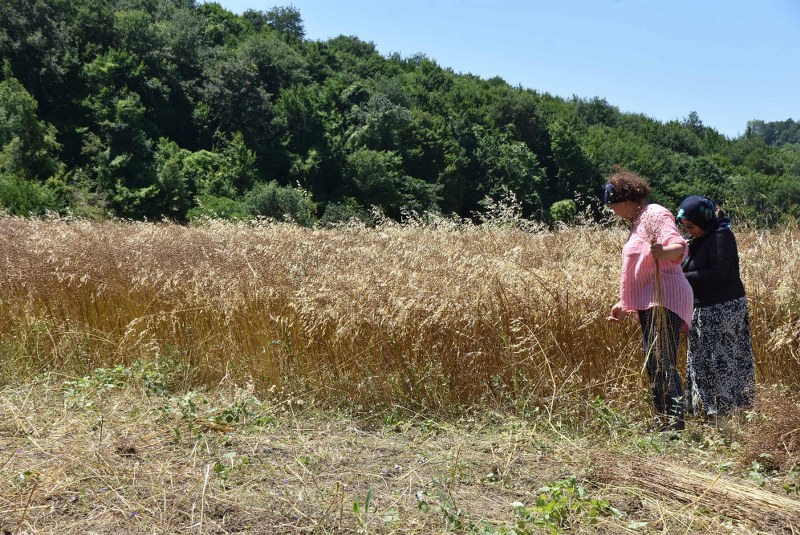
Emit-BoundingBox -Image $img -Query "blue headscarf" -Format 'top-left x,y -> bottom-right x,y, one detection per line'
602,183 -> 636,205
676,196 -> 730,232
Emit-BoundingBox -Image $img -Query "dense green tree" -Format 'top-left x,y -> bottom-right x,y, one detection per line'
778,143 -> 800,179
196,2 -> 247,46
326,35 -> 399,80
487,87 -> 553,173
0,176 -> 57,215
274,83 -> 335,199
0,74 -> 62,181
660,120 -> 702,156
345,93 -> 413,153
264,6 -> 305,41
402,55 -> 455,110
79,47 -> 160,218
0,0 -> 796,226
726,136 -> 783,175
668,154 -> 731,205
187,194 -> 247,221
197,31 -> 308,177
472,125 -> 545,216
0,0 -> 72,109
241,180 -> 316,226
747,118 -> 800,147
341,148 -> 439,217
317,198 -> 370,226
184,132 -> 258,199
550,199 -> 577,224
343,148 -> 404,213
573,96 -> 620,127
0,58 -> 67,216
152,137 -> 192,219
547,119 -> 598,207
582,125 -> 669,185
724,172 -> 800,225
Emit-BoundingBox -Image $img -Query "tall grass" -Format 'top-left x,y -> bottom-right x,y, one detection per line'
1,216 -> 798,415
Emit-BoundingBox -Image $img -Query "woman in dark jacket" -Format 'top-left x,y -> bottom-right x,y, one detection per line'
676,196 -> 755,417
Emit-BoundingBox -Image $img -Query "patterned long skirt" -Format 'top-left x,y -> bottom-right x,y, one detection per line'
687,296 -> 756,416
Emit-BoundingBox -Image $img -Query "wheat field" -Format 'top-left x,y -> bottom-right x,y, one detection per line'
1,216 -> 798,415
3,216 -> 800,533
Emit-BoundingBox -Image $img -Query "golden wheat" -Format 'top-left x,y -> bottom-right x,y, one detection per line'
0,217 -> 797,414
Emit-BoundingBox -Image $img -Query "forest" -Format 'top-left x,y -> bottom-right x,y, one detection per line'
1,0 -> 799,226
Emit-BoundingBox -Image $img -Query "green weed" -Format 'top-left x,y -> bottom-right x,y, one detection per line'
512,476 -> 621,534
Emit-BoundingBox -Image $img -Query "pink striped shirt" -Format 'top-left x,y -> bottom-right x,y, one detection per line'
619,204 -> 694,331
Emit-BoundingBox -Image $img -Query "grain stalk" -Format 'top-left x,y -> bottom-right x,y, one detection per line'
641,211 -> 680,424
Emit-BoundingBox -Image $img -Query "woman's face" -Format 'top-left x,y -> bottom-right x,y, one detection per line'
680,219 -> 705,238
609,200 -> 640,222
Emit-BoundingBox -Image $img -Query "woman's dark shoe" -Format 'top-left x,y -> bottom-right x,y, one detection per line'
651,415 -> 685,433
661,417 -> 685,432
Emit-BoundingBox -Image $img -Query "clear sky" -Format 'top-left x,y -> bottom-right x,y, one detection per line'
213,0 -> 800,139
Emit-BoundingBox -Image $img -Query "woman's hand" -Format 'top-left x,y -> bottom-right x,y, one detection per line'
607,301 -> 623,322
650,242 -> 684,262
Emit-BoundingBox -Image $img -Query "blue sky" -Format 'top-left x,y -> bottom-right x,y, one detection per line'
213,0 -> 800,139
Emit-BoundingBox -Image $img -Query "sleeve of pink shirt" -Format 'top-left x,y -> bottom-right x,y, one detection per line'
653,208 -> 687,265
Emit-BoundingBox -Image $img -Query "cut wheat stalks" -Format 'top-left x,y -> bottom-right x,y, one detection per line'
594,454 -> 800,530
640,215 -> 678,416
641,252 -> 668,377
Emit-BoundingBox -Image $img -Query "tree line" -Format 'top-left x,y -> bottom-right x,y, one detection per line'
1,0 -> 799,226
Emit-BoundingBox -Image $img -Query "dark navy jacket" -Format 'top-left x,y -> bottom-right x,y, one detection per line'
682,228 -> 746,307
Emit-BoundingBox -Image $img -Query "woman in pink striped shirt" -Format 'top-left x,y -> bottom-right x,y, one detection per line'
604,168 -> 694,432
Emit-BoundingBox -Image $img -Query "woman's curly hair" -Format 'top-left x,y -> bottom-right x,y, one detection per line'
608,166 -> 651,202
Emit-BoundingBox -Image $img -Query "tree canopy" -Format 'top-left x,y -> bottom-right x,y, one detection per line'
1,0 -> 798,225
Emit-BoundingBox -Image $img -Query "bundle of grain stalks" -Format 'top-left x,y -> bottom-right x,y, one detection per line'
594,453 -> 800,530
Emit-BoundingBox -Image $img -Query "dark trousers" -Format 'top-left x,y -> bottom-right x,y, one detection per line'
638,307 -> 685,420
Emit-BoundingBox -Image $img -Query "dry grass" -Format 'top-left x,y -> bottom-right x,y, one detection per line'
1,377 -> 797,534
2,217 -> 800,532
